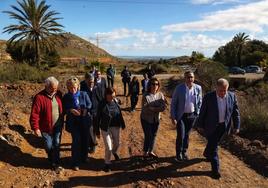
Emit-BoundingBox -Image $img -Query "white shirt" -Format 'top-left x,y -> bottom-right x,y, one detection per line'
184,84 -> 195,113
144,79 -> 149,91
217,95 -> 227,123
96,78 -> 102,84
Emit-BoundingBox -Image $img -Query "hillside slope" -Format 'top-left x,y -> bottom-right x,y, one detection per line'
0,33 -> 117,63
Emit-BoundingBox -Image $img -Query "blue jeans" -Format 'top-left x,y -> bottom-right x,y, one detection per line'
204,123 -> 226,172
41,125 -> 62,165
141,119 -> 159,153
176,113 -> 196,157
70,117 -> 90,166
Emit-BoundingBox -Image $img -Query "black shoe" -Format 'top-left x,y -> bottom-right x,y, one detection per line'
203,150 -> 210,161
175,154 -> 183,162
113,153 -> 120,161
88,146 -> 95,154
149,152 -> 158,158
182,153 -> 189,161
211,171 -> 221,179
104,164 -> 111,172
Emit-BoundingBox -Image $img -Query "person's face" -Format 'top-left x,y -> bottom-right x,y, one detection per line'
96,72 -> 101,79
216,84 -> 228,98
150,81 -> 159,93
46,83 -> 58,95
144,74 -> 148,79
106,92 -> 116,102
185,73 -> 195,86
67,84 -> 79,94
86,79 -> 94,88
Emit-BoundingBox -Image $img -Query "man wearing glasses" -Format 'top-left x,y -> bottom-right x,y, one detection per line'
170,71 -> 202,162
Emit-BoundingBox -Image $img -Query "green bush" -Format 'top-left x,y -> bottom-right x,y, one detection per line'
90,61 -> 105,73
195,60 -> 228,92
239,81 -> 268,132
42,50 -> 61,67
0,63 -> 50,83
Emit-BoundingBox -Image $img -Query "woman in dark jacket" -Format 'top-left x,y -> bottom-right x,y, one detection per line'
95,87 -> 125,172
129,76 -> 140,112
63,76 -> 92,171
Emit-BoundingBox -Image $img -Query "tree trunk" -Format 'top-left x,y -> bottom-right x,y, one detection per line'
35,38 -> 40,67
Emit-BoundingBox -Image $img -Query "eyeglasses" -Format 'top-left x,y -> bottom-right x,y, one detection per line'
151,83 -> 159,86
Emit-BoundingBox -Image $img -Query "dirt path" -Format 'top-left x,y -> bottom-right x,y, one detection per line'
0,78 -> 267,188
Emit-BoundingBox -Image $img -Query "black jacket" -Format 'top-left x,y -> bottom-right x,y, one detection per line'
95,99 -> 125,134
121,69 -> 131,83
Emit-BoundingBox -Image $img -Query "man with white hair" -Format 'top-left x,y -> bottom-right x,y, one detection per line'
30,76 -> 63,171
197,78 -> 240,179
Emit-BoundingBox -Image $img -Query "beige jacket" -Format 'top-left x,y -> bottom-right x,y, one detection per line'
140,92 -> 167,124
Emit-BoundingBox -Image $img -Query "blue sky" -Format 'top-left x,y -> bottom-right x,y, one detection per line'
1,0 -> 268,57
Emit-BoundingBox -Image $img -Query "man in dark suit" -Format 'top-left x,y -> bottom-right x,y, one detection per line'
95,70 -> 107,100
141,73 -> 149,94
197,78 -> 240,179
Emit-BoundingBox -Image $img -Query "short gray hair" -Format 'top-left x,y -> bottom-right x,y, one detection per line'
217,78 -> 229,87
45,76 -> 59,87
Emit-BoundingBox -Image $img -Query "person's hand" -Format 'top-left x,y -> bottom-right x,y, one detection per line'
70,109 -> 81,116
34,129 -> 42,137
172,119 -> 177,126
233,129 -> 240,134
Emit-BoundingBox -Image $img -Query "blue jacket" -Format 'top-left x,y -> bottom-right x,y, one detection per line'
170,83 -> 202,122
196,91 -> 240,136
63,91 -> 92,132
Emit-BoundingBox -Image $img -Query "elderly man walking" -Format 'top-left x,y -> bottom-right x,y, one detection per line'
197,78 -> 240,179
170,71 -> 202,162
30,76 -> 63,170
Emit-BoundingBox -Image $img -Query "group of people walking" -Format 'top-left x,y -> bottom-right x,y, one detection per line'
30,65 -> 240,179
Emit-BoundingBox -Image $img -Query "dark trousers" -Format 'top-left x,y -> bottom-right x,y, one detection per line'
88,116 -> 97,148
176,113 -> 196,157
141,119 -> 159,153
70,122 -> 90,166
41,125 -> 62,165
107,77 -> 114,88
130,93 -> 139,110
123,81 -> 130,96
204,123 -> 226,172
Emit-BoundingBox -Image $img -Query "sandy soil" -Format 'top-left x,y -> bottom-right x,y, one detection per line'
0,76 -> 267,188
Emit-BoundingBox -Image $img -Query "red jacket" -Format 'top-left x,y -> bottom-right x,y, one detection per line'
30,89 -> 63,134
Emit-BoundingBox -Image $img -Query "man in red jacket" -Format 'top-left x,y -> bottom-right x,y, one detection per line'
30,76 -> 63,170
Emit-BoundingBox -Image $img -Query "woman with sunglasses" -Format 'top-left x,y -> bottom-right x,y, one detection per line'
95,87 -> 126,172
63,76 -> 92,171
140,78 -> 167,158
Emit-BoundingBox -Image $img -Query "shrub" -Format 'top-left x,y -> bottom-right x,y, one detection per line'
239,81 -> 268,132
239,96 -> 268,131
90,61 -> 105,73
0,63 -> 50,83
41,50 -> 61,67
195,60 -> 228,92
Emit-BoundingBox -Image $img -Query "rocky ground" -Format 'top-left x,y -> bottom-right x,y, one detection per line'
0,76 -> 267,188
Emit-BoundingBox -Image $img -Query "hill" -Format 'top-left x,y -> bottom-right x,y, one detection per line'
0,33 -> 118,64
57,33 -> 116,63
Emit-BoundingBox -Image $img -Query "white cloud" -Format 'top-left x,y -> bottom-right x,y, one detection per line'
93,28 -> 157,43
162,0 -> 268,33
191,0 -> 251,5
93,30 -> 229,56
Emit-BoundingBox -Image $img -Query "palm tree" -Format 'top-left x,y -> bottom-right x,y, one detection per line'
3,0 -> 63,67
233,32 -> 249,67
